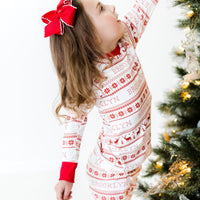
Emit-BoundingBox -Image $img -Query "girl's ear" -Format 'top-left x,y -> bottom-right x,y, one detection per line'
94,32 -> 102,46
97,35 -> 102,45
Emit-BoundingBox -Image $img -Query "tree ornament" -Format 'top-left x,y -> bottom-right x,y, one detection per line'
180,29 -> 200,83
163,110 -> 170,141
183,72 -> 200,82
179,194 -> 190,200
144,160 -> 193,197
163,131 -> 170,142
155,161 -> 163,169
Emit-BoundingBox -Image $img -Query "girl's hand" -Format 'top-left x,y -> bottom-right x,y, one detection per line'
54,180 -> 73,200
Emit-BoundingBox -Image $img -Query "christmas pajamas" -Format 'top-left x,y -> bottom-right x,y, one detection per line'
58,0 -> 160,199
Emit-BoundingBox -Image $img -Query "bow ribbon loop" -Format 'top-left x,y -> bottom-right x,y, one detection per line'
41,0 -> 77,38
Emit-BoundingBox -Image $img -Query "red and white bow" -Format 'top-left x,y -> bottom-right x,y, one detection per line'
41,0 -> 77,38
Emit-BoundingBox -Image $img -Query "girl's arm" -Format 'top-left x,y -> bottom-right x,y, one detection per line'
122,0 -> 160,49
59,106 -> 91,183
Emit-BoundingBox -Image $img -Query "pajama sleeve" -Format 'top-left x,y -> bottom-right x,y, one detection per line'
122,0 -> 159,49
59,105 -> 91,183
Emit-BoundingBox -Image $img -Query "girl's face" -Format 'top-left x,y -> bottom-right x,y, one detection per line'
82,0 -> 126,53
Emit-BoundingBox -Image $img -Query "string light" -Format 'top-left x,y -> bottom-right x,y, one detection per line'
179,163 -> 187,170
181,81 -> 190,89
187,10 -> 194,18
185,167 -> 191,173
176,46 -> 185,55
171,89 -> 176,92
184,26 -> 191,32
194,80 -> 200,85
178,181 -> 185,186
172,129 -> 176,134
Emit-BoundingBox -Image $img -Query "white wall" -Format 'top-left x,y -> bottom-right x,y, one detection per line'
0,0 -> 187,199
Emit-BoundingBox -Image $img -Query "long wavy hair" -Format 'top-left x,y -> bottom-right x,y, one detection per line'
49,0 -> 112,123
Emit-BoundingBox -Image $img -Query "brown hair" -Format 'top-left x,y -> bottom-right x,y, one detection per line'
49,0 -> 112,123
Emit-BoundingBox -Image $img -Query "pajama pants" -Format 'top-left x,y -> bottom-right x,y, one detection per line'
85,145 -> 142,200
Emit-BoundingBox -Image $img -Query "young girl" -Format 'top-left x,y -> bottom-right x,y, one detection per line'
41,0 -> 159,199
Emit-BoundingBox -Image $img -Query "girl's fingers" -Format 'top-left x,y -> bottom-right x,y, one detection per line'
69,191 -> 72,199
63,190 -> 72,200
68,192 -> 72,199
57,190 -> 64,200
56,190 -> 64,200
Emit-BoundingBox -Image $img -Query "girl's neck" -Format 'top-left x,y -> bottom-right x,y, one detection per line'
106,43 -> 120,57
99,36 -> 121,55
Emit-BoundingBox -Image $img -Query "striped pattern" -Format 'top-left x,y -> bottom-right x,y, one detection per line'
59,0 -> 159,198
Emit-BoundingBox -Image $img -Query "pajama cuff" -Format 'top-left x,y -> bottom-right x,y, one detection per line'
59,162 -> 78,183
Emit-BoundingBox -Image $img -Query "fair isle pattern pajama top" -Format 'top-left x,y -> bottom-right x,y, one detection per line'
59,0 -> 159,199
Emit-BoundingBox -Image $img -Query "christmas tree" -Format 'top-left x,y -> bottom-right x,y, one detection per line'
136,0 -> 200,199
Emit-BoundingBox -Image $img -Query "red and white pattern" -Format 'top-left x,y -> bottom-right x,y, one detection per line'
59,0 -> 159,199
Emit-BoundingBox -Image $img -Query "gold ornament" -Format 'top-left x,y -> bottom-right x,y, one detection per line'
163,110 -> 170,142
163,131 -> 170,142
155,161 -> 164,169
144,160 -> 193,197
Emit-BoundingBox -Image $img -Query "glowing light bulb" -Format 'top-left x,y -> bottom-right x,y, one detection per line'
187,10 -> 194,18
184,26 -> 191,32
177,46 -> 185,55
181,81 -> 190,89
172,130 -> 176,133
157,161 -> 163,167
194,80 -> 200,85
171,89 -> 176,92
186,167 -> 191,172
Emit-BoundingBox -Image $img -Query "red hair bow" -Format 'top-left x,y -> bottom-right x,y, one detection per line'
41,0 -> 77,38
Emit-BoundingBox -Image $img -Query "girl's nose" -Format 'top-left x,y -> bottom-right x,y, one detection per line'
112,5 -> 116,13
108,4 -> 115,13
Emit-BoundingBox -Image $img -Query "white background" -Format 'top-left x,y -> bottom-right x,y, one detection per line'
0,0 -> 188,199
